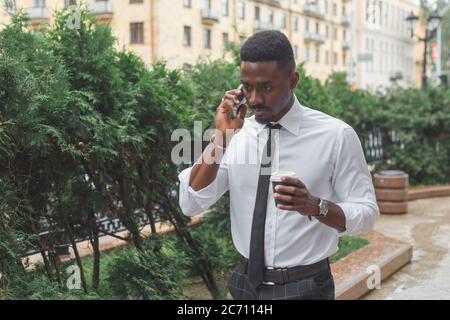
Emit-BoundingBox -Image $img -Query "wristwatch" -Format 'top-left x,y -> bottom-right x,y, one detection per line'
316,199 -> 329,218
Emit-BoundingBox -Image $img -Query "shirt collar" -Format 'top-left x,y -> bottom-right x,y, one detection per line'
252,95 -> 303,136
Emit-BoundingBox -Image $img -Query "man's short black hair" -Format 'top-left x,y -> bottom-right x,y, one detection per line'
240,30 -> 296,74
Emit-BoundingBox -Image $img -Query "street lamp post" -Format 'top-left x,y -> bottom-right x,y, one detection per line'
406,11 -> 442,89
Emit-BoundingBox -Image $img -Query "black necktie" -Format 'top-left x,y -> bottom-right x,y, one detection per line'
248,123 -> 282,289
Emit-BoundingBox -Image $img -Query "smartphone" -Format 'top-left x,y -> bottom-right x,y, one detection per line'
233,84 -> 247,118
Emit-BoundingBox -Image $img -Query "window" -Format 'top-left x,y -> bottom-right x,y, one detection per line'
35,0 -> 46,7
304,47 -> 310,62
221,0 -> 229,16
64,0 -> 77,7
183,26 -> 191,46
315,47 -> 320,63
325,50 -> 329,64
183,63 -> 192,74
238,0 -> 245,20
292,16 -> 298,32
333,27 -> 338,40
333,52 -> 338,65
371,39 -> 375,71
325,25 -> 329,38
366,37 -> 370,72
305,18 -> 309,32
182,0 -> 191,8
255,6 -> 260,21
315,22 -> 320,34
281,13 -> 287,29
222,32 -> 229,48
366,0 -> 377,24
294,45 -> 298,59
204,29 -> 211,49
365,0 -> 370,22
379,1 -> 383,26
268,10 -> 274,25
130,22 -> 144,44
332,2 -> 337,16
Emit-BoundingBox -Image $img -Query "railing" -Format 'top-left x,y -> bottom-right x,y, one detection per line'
341,15 -> 351,27
304,3 -> 325,18
304,32 -> 326,44
254,0 -> 281,6
360,126 -> 404,166
26,7 -> 49,21
23,210 -> 163,256
253,20 -> 275,31
201,8 -> 220,23
88,0 -> 113,16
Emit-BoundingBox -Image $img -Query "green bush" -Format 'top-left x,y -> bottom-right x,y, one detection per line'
106,242 -> 188,300
380,86 -> 450,185
1,264 -> 101,300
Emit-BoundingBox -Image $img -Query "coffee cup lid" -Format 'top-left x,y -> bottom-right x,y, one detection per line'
270,171 -> 298,182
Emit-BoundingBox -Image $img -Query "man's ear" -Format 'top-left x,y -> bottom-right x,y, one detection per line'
289,72 -> 300,90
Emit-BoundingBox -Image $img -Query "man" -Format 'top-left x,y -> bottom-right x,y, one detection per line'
178,31 -> 379,300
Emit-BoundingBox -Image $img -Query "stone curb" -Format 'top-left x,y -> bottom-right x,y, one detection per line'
408,185 -> 450,201
333,230 -> 413,300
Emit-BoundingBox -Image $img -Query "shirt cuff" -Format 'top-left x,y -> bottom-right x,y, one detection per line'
178,167 -> 220,216
336,202 -> 379,236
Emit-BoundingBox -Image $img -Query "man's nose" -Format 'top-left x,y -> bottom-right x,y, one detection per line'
248,89 -> 263,106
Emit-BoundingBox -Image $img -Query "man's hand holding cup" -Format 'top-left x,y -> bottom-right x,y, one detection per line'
271,171 -> 320,220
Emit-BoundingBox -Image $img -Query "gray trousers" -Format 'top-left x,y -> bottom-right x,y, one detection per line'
227,259 -> 335,300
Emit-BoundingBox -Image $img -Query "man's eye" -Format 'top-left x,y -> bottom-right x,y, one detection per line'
264,86 -> 273,91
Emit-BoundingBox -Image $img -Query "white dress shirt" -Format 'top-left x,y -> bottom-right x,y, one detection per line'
178,96 -> 379,268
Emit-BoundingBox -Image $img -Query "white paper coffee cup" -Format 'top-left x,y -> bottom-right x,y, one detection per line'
270,171 -> 298,182
270,171 -> 298,206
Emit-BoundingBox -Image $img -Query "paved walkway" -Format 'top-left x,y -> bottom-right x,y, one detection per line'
363,196 -> 450,300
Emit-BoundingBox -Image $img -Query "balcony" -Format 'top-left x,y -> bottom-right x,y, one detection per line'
88,0 -> 113,21
304,3 -> 325,19
253,20 -> 275,31
254,0 -> 281,7
389,71 -> 404,81
304,32 -> 325,44
341,15 -> 351,27
26,7 -> 50,24
201,8 -> 220,24
342,40 -> 351,50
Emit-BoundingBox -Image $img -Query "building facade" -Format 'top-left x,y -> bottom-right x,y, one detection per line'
352,0 -> 420,90
1,0 -> 421,87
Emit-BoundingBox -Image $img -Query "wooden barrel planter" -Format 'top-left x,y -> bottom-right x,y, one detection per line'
374,170 -> 409,215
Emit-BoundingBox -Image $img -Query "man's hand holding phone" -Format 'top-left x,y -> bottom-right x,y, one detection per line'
215,85 -> 248,148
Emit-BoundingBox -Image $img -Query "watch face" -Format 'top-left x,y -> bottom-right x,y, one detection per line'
320,200 -> 328,216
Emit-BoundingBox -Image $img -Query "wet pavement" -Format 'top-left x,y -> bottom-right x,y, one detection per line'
363,197 -> 450,300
